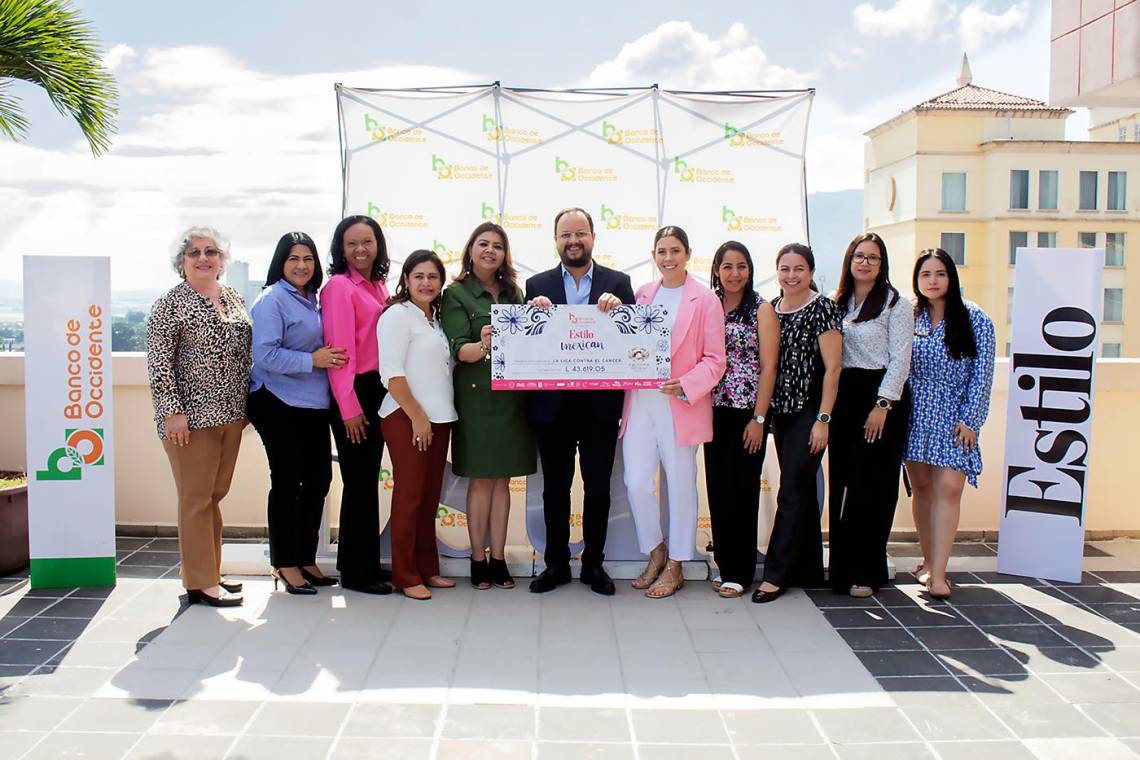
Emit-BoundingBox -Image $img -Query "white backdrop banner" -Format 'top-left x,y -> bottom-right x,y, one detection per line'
997,248 -> 1103,583
23,256 -> 116,588
337,84 -> 812,561
337,85 -> 811,288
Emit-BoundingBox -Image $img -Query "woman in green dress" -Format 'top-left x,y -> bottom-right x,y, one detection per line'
441,221 -> 536,590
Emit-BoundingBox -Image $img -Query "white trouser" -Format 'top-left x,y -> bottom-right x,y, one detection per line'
622,389 -> 699,561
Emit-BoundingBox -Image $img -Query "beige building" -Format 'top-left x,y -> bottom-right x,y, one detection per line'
865,57 -> 1140,357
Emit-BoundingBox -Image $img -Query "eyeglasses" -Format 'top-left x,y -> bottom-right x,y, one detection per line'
558,232 -> 591,241
185,247 -> 220,259
852,253 -> 881,264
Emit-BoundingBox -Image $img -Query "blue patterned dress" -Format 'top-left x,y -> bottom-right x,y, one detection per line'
905,302 -> 996,487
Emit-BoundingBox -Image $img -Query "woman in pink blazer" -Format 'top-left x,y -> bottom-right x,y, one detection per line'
621,225 -> 727,598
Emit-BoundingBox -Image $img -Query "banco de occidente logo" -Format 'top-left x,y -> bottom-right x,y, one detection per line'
481,114 -> 542,144
36,428 -> 105,481
723,122 -> 784,148
363,113 -> 426,143
431,153 -> 494,181
367,202 -> 427,231
554,156 -> 617,184
480,202 -> 542,230
600,120 -> 661,146
721,205 -> 782,233
599,204 -> 656,232
673,156 -> 735,185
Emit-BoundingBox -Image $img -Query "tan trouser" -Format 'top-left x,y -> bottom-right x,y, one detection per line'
162,421 -> 244,590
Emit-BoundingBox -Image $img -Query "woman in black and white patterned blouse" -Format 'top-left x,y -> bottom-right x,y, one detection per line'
147,227 -> 252,608
828,232 -> 913,599
753,243 -> 842,604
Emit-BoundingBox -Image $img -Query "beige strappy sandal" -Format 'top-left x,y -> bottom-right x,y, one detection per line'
646,560 -> 685,599
632,542 -> 667,590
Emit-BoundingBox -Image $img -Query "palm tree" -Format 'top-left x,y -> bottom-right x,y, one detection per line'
0,0 -> 117,155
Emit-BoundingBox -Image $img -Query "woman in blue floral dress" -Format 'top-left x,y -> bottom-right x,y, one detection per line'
906,248 -> 995,600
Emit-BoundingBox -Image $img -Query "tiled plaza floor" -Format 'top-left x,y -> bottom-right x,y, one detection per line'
0,537 -> 1138,759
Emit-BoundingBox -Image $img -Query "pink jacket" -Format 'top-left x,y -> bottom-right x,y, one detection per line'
619,275 -> 727,446
320,269 -> 389,420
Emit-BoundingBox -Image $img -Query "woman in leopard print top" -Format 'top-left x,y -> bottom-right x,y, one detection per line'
146,226 -> 251,607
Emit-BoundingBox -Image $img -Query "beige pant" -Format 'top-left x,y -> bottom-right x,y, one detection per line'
162,421 -> 244,590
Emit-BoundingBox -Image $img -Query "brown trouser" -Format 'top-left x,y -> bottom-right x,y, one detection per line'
162,421 -> 244,590
380,408 -> 450,589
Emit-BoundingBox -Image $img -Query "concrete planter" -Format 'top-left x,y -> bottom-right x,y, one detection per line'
0,483 -> 29,576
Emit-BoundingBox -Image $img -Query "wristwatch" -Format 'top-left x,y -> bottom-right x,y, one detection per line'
875,398 -> 893,410
816,412 -> 832,424
752,414 -> 765,425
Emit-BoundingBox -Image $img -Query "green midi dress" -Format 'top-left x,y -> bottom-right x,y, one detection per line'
440,277 -> 536,478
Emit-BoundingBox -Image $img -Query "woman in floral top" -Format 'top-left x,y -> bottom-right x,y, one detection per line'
147,226 -> 251,608
754,243 -> 843,604
703,242 -> 779,599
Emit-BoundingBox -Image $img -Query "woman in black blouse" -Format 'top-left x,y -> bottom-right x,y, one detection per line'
753,243 -> 842,604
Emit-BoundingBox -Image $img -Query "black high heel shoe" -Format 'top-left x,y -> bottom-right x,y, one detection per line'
272,568 -> 317,595
470,558 -> 491,590
187,588 -> 243,607
489,557 -> 515,589
300,567 -> 339,587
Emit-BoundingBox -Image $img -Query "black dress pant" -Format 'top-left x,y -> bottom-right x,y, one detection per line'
329,371 -> 387,583
704,406 -> 768,587
827,369 -> 910,593
534,393 -> 619,569
248,388 -> 333,568
763,406 -> 826,589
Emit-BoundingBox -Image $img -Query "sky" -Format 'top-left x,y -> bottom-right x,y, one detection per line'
0,0 -> 1076,290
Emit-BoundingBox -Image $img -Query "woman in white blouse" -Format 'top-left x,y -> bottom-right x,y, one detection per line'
377,250 -> 458,600
828,232 -> 914,598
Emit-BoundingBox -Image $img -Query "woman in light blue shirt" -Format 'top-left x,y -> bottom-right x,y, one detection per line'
249,232 -> 348,595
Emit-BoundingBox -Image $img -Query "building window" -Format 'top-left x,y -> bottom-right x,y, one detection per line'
1005,342 -> 1011,357
941,172 -> 966,211
1007,287 -> 1015,323
1135,124 -> 1140,142
1079,231 -> 1098,248
941,232 -> 966,266
1109,171 -> 1127,210
1106,232 -> 1126,266
1037,231 -> 1057,248
1104,288 -> 1124,322
1009,170 -> 1029,209
1080,171 -> 1098,210
1103,342 -> 1122,358
1009,231 -> 1028,265
1038,170 -> 1059,210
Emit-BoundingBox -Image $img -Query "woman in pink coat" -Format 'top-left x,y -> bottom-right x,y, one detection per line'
622,225 -> 727,598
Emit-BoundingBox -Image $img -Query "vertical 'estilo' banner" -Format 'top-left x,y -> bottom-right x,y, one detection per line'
23,256 -> 116,588
998,248 -> 1103,583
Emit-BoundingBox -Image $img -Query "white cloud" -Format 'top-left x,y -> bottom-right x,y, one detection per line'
585,20 -> 808,89
958,1 -> 1031,52
853,0 -> 955,39
102,44 -> 136,71
0,47 -> 482,289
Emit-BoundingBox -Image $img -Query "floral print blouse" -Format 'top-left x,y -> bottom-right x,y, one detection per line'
713,292 -> 763,410
770,293 -> 843,415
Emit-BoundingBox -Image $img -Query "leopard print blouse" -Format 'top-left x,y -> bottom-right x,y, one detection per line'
146,281 -> 252,438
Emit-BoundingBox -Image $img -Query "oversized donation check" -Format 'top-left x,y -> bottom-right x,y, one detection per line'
490,304 -> 672,390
